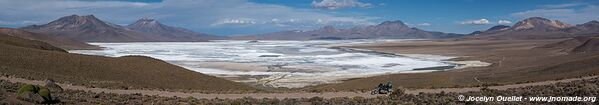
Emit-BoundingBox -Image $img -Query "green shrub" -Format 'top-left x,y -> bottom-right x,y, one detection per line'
16,84 -> 54,103
38,87 -> 52,101
17,84 -> 39,96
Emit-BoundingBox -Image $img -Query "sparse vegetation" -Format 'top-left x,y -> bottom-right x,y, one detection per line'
14,84 -> 56,104
3,77 -> 599,104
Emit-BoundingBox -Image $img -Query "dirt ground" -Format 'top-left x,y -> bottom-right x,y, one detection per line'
309,38 -> 599,91
2,74 -> 595,99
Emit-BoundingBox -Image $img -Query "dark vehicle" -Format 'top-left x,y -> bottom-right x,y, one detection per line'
371,81 -> 393,95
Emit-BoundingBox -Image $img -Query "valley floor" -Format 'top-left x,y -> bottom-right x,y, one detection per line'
311,38 -> 599,91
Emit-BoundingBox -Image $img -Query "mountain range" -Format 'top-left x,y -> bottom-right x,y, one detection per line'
235,20 -> 466,40
11,15 -> 599,43
21,15 -> 222,42
470,17 -> 599,39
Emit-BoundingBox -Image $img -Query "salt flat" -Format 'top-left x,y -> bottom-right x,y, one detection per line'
70,40 -> 474,88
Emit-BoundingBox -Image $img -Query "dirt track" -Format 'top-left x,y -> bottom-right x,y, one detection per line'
2,76 -> 595,99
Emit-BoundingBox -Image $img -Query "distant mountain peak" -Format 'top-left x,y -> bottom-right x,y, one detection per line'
378,20 -> 406,26
512,17 -> 571,30
23,14 -> 116,31
468,17 -> 599,39
582,20 -> 599,25
575,20 -> 599,31
129,17 -> 161,27
21,14 -> 221,42
486,25 -> 510,31
126,17 -> 221,41
140,17 -> 154,20
320,25 -> 339,33
525,17 -> 551,21
65,14 -> 95,18
61,14 -> 100,22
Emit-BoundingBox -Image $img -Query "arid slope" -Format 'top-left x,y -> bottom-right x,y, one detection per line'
0,28 -> 100,50
0,34 -> 255,92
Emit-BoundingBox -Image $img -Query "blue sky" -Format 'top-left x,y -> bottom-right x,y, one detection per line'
0,0 -> 598,36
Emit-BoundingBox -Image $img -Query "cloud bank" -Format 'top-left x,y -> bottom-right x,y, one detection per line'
460,19 -> 490,25
498,20 -> 512,24
311,0 -> 372,10
417,23 -> 431,26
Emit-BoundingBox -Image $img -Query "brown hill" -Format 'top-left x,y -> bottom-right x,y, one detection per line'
0,35 -> 255,92
0,32 -> 65,52
236,20 -> 465,40
536,36 -> 599,53
0,28 -> 100,50
572,37 -> 599,53
535,36 -> 590,51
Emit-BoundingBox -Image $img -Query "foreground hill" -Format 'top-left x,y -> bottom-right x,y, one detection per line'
21,15 -> 220,42
0,32 -> 65,52
0,28 -> 99,50
0,34 -> 255,91
236,20 -> 465,40
471,17 -> 599,39
537,36 -> 599,53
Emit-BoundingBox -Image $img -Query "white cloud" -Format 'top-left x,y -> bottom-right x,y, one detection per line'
541,3 -> 586,9
417,23 -> 431,26
460,19 -> 490,25
0,20 -> 38,25
497,20 -> 512,24
212,18 -> 257,26
0,0 -> 376,35
311,0 -> 372,10
511,4 -> 599,24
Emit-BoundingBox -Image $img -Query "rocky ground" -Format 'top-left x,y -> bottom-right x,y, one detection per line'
2,76 -> 598,104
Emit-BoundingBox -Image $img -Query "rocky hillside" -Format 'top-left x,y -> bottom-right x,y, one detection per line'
236,20 -> 465,40
536,36 -> 599,53
0,32 -> 65,52
571,37 -> 599,53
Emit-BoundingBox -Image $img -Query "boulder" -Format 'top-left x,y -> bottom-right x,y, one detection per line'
16,92 -> 45,104
45,79 -> 63,92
